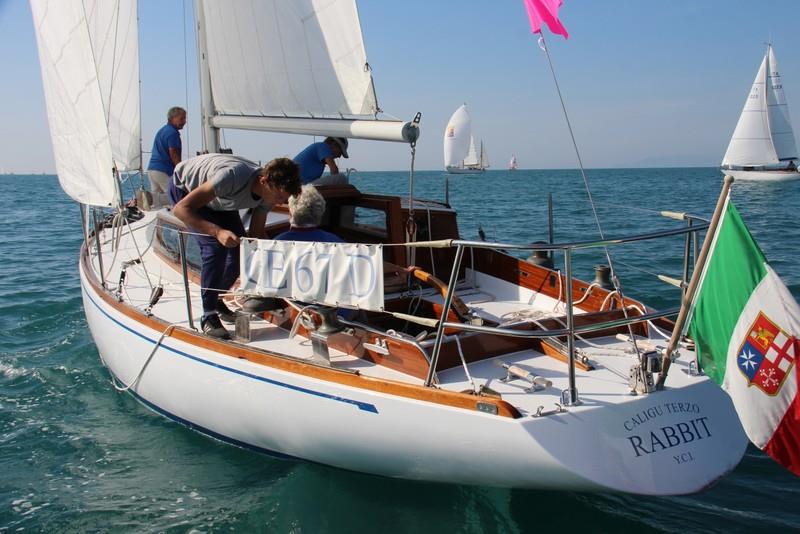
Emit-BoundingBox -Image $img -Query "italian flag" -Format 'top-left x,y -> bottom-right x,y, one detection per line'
687,194 -> 800,476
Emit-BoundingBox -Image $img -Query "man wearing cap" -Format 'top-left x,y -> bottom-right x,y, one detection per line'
293,137 -> 350,186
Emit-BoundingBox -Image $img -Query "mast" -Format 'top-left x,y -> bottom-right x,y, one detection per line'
195,0 -> 220,153
764,43 -> 776,164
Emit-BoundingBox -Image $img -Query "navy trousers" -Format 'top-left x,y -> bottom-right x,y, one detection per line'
169,182 -> 245,314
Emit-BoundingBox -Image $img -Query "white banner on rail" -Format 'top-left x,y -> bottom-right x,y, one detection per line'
240,238 -> 384,310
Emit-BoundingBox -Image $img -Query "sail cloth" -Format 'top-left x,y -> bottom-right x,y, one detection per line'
464,136 -> 480,167
443,105 -> 472,169
766,46 -> 798,162
523,0 -> 569,39
200,0 -> 378,119
723,45 -> 798,167
240,239 -> 384,310
687,195 -> 800,476
30,0 -> 141,206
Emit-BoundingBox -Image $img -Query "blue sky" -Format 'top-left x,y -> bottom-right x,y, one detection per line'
1,0 -> 799,172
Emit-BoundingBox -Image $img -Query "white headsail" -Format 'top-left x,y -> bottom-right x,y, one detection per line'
766,46 -> 798,162
198,0 -> 414,142
722,45 -> 797,168
443,104 -> 472,169
30,0 -> 140,206
464,136 -> 479,167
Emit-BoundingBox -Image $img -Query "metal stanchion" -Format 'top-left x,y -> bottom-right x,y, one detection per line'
91,208 -> 106,289
424,244 -> 465,387
563,248 -> 579,405
178,232 -> 196,330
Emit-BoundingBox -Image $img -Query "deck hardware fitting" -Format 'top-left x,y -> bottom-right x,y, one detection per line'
533,403 -> 567,418
476,402 -> 499,415
496,360 -> 551,392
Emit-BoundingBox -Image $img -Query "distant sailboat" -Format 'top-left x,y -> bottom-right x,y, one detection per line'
509,154 -> 518,170
721,44 -> 800,181
443,104 -> 487,174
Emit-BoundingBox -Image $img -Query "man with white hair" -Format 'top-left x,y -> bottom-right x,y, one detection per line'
147,106 -> 186,208
275,185 -> 343,243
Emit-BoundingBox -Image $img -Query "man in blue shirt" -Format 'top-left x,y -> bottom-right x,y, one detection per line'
147,106 -> 186,208
293,137 -> 350,186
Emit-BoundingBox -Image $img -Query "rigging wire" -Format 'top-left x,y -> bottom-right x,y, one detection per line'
182,0 -> 190,157
537,33 -> 643,361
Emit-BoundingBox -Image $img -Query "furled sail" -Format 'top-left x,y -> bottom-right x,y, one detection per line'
198,0 -> 414,142
722,45 -> 797,167
30,0 -> 140,206
443,104 -> 472,169
766,46 -> 798,162
479,141 -> 489,169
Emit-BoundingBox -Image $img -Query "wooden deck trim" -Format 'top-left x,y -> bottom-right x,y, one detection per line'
81,245 -> 522,419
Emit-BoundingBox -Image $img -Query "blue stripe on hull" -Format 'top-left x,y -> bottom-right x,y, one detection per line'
81,281 -> 379,414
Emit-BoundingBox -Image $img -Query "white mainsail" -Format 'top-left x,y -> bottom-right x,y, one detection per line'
200,0 -> 376,119
30,0 -> 141,206
198,0 -> 413,142
443,104 -> 472,169
722,45 -> 797,167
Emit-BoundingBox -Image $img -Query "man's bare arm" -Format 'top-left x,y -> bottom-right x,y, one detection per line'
248,209 -> 268,239
173,182 -> 240,247
169,147 -> 182,167
324,157 -> 339,175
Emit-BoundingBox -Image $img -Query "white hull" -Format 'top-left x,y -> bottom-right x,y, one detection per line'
79,243 -> 746,494
722,168 -> 800,182
446,166 -> 485,175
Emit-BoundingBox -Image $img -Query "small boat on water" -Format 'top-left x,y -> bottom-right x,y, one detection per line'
444,104 -> 489,174
721,44 -> 800,181
30,0 -> 750,494
509,154 -> 518,170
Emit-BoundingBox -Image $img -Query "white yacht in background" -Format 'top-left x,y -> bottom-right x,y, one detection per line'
721,44 -> 800,181
444,104 -> 488,174
509,154 -> 518,170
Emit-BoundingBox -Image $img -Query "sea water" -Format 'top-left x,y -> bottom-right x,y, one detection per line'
1,169 -> 798,532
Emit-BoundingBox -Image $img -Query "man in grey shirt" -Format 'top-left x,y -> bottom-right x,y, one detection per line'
169,154 -> 301,339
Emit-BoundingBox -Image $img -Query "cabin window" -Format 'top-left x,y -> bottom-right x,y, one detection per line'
154,219 -> 202,272
340,206 -> 388,238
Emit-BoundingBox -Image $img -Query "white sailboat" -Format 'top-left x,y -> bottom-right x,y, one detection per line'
509,154 -> 518,170
721,44 -> 800,181
444,105 -> 487,174
29,0 -> 748,494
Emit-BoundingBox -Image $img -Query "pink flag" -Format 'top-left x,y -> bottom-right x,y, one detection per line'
523,0 -> 569,39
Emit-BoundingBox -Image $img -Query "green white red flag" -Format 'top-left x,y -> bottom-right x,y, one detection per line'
687,194 -> 800,476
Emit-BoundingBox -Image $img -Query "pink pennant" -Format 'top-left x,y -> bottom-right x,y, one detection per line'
523,0 -> 569,39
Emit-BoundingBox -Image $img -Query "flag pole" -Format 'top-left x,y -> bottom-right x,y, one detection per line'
656,175 -> 734,389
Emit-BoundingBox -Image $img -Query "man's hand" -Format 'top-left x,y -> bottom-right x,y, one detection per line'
215,229 -> 241,248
